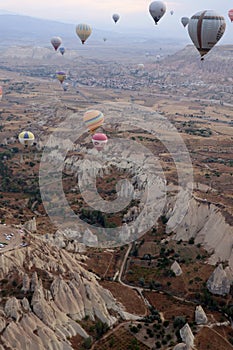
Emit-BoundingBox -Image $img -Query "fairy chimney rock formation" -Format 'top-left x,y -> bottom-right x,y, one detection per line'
180,323 -> 194,349
171,261 -> 183,276
195,305 -> 208,325
207,264 -> 231,295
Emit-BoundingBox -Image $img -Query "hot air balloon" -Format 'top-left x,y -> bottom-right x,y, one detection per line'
181,17 -> 189,28
112,13 -> 120,23
228,9 -> 233,22
0,86 -> 3,101
170,10 -> 174,15
83,110 -> 104,134
76,24 -> 92,44
51,36 -> 62,51
103,37 -> 107,42
137,63 -> 145,70
149,1 -> 166,25
18,131 -> 35,147
56,71 -> 66,84
188,10 -> 226,60
92,133 -> 108,151
59,47 -> 65,55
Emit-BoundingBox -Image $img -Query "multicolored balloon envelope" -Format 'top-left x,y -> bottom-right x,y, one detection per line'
188,10 -> 226,60
0,86 -> 3,101
51,36 -> 62,51
83,110 -> 104,133
76,24 -> 92,44
56,71 -> 67,84
18,131 -> 35,147
92,133 -> 108,151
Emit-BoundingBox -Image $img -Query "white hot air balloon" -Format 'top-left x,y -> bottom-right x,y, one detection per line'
181,17 -> 189,28
149,1 -> 166,25
51,36 -> 62,51
188,10 -> 226,60
137,63 -> 145,70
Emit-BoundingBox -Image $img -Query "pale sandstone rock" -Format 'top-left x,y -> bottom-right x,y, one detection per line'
22,273 -> 30,292
21,297 -> 31,312
24,217 -> 37,232
31,271 -> 39,292
4,297 -> 22,322
180,323 -> 194,349
207,264 -> 231,296
173,344 -> 187,350
171,261 -> 183,276
195,305 -> 208,325
166,197 -> 233,270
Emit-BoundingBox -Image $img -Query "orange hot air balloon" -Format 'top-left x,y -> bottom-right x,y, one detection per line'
92,133 -> 108,151
228,9 -> 233,22
0,86 -> 3,101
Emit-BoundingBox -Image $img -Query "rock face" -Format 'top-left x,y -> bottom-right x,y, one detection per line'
173,344 -> 187,350
0,234 -> 138,349
171,261 -> 183,276
180,323 -> 194,349
83,228 -> 98,246
195,305 -> 208,325
207,264 -> 231,296
24,217 -> 37,232
166,197 -> 233,270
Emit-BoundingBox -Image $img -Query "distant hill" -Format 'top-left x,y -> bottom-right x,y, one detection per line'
0,14 -> 187,48
0,14 -> 77,47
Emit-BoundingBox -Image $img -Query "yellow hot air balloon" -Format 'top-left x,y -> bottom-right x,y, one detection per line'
76,24 -> 92,44
18,131 -> 35,147
83,110 -> 104,133
56,71 -> 67,84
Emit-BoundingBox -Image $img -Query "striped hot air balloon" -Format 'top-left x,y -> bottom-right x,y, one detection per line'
188,10 -> 226,60
18,131 -> 35,147
92,133 -> 108,151
76,24 -> 92,44
83,110 -> 104,133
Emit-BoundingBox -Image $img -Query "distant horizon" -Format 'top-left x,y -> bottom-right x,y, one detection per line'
0,1 -> 233,44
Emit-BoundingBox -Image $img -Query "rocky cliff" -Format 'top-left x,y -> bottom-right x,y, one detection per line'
166,196 -> 233,270
0,234 -> 139,349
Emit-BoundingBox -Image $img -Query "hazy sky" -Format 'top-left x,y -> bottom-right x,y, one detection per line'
0,1 -> 232,42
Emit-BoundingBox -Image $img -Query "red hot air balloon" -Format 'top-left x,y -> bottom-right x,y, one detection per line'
228,9 -> 233,22
92,133 -> 108,151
